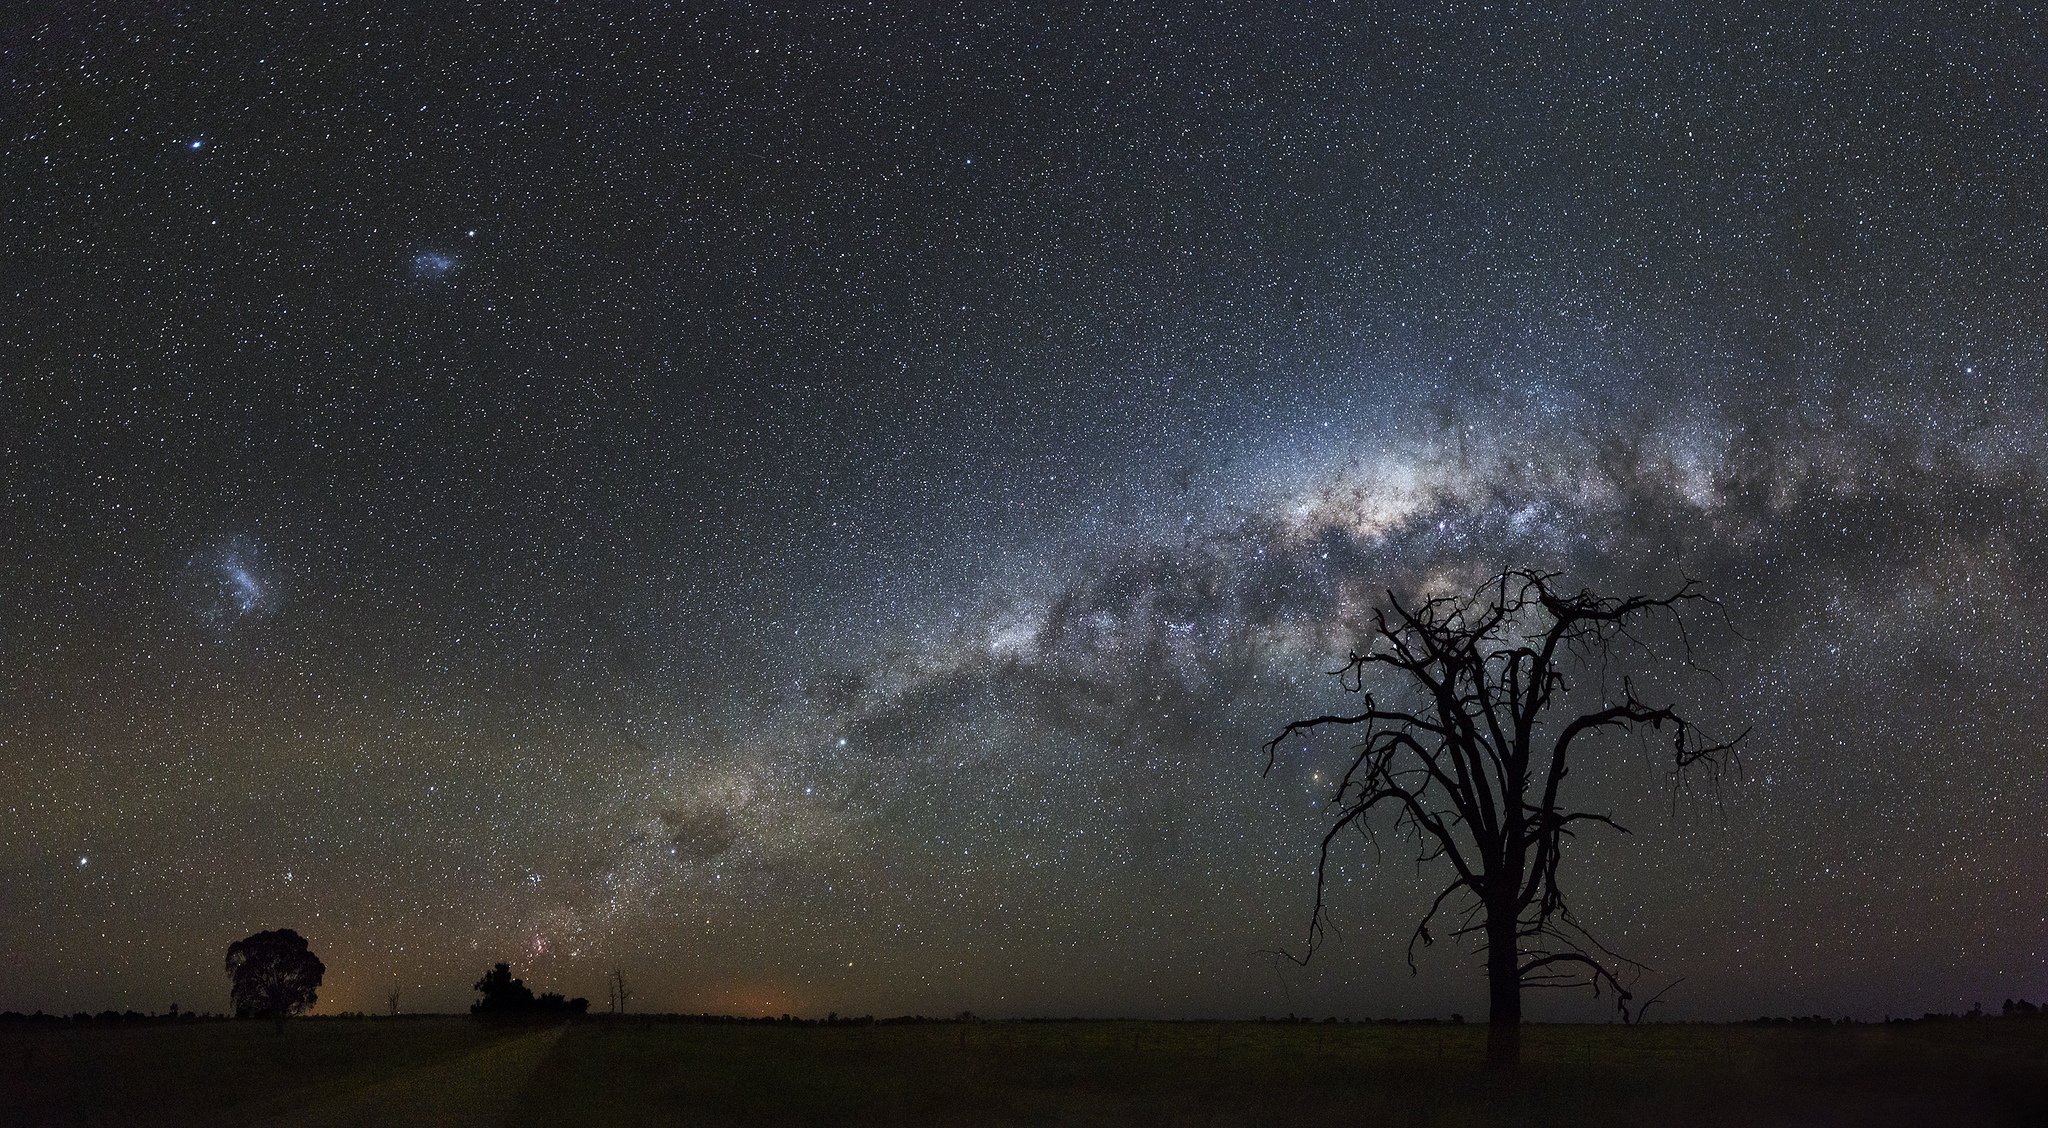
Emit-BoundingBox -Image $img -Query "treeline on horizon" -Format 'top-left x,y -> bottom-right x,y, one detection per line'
7,1004 -> 2048,1027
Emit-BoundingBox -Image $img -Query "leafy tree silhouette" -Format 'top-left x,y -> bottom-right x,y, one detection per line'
471,962 -> 589,1018
224,929 -> 325,1031
471,963 -> 536,1014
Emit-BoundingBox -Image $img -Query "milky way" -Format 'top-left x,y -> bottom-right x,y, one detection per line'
5,5 -> 2046,1021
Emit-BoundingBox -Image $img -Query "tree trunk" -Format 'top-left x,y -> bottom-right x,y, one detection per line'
1484,906 -> 1522,1072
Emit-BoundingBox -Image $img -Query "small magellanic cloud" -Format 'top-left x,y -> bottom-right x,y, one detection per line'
410,250 -> 457,279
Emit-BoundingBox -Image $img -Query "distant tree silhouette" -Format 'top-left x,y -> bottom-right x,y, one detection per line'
608,969 -> 631,1015
535,992 -> 588,1015
1264,569 -> 1742,1071
224,929 -> 325,1029
471,962 -> 589,1018
472,962 -> 536,1013
387,985 -> 401,1017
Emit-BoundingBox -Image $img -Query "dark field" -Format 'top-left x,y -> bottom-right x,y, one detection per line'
4,1016 -> 2046,1126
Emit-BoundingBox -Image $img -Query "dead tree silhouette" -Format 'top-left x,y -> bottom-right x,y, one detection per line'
387,985 -> 401,1017
608,969 -> 631,1015
1264,569 -> 1742,1071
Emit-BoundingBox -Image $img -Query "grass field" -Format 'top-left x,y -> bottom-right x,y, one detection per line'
4,1016 -> 2046,1126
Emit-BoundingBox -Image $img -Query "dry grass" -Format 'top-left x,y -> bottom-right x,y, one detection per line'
6,1016 -> 2046,1126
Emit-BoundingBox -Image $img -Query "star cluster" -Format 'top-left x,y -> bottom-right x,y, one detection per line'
4,5 -> 2046,1020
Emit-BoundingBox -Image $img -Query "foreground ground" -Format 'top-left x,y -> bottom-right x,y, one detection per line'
4,1016 -> 2046,1126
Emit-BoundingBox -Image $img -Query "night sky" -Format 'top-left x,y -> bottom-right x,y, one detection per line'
6,4 -> 2047,1022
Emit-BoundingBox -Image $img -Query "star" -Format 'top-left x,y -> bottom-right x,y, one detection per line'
8,4 -> 2045,1030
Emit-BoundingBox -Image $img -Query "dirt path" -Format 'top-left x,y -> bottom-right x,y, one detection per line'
257,1024 -> 565,1128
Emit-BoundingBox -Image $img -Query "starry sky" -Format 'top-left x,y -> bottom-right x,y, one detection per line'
5,4 -> 2047,1021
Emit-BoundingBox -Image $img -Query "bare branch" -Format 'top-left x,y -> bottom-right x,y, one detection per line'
1262,567 -> 1743,1067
